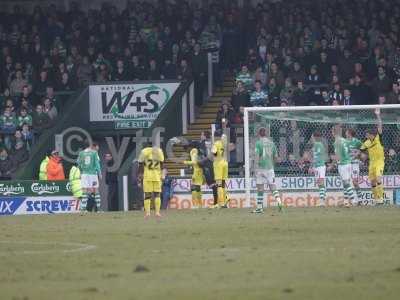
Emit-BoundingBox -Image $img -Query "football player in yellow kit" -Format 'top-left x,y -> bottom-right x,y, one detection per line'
184,146 -> 205,208
138,143 -> 165,218
211,130 -> 229,208
360,108 -> 385,205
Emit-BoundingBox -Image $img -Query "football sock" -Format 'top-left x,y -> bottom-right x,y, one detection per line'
212,185 -> 218,205
355,187 -> 363,202
80,193 -> 88,211
95,193 -> 101,210
256,191 -> 263,209
377,183 -> 384,202
197,191 -> 203,208
344,184 -> 355,204
318,186 -> 326,203
272,190 -> 281,205
191,191 -> 202,207
154,197 -> 161,214
144,199 -> 151,215
224,191 -> 229,205
343,187 -> 349,202
371,185 -> 379,202
191,191 -> 198,207
217,186 -> 225,206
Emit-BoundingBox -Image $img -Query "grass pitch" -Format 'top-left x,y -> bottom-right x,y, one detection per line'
0,207 -> 400,300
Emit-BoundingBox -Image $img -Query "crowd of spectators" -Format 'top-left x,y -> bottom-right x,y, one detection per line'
2,0 -> 400,177
0,0 -> 224,176
210,0 -> 400,173
220,0 -> 400,119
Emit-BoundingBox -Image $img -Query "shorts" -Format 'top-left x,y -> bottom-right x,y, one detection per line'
213,159 -> 228,181
192,174 -> 205,186
81,174 -> 99,189
351,162 -> 360,179
338,164 -> 352,182
143,181 -> 162,193
368,161 -> 384,181
314,166 -> 326,179
255,169 -> 275,186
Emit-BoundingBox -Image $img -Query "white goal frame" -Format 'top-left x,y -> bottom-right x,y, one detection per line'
243,104 -> 400,203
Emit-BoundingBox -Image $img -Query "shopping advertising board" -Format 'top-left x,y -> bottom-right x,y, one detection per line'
170,175 -> 400,209
173,175 -> 400,193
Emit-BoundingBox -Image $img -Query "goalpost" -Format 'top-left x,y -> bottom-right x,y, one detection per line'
244,104 -> 400,207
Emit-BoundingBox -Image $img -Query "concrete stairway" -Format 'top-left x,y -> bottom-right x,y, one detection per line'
164,76 -> 234,175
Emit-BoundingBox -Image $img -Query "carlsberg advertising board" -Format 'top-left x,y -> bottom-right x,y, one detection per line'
0,181 -> 71,197
89,83 -> 180,128
0,180 -> 76,216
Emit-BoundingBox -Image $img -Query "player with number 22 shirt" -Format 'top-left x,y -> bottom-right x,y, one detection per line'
138,143 -> 164,218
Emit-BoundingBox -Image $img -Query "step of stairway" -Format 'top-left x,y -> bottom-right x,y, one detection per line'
188,124 -> 212,130
195,117 -> 216,123
202,108 -> 220,113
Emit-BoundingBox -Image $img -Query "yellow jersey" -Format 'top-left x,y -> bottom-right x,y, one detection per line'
184,148 -> 204,185
212,135 -> 227,161
138,147 -> 164,182
360,134 -> 384,163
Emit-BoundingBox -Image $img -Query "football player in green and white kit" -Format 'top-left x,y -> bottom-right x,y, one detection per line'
332,125 -> 356,206
77,142 -> 102,212
253,127 -> 283,214
345,128 -> 363,205
311,131 -> 327,206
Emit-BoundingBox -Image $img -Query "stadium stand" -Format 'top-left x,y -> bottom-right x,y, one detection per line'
1,0 -> 400,178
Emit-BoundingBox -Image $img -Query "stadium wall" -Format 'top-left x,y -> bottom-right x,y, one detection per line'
15,88 -> 89,180
16,80 -> 190,183
117,80 -> 194,210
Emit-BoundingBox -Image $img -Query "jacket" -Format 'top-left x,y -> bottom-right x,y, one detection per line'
47,156 -> 65,180
69,166 -> 83,198
39,156 -> 49,180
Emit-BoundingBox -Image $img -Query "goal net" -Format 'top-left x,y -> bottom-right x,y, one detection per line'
243,105 -> 400,207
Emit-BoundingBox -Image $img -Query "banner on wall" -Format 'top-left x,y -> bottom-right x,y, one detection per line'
89,82 -> 180,128
170,175 -> 399,209
0,197 -> 79,215
169,190 -> 394,209
173,175 -> 400,193
0,180 -> 71,197
0,181 -> 71,197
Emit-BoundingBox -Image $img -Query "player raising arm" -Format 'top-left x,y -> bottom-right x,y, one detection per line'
184,144 -> 205,209
138,142 -> 164,218
345,128 -> 363,205
253,127 -> 282,214
360,109 -> 385,205
310,131 -> 327,207
210,130 -> 229,208
332,125 -> 356,206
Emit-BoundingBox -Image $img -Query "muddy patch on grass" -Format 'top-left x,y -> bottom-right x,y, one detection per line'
134,264 -> 150,273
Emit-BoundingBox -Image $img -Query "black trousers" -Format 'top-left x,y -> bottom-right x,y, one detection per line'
107,182 -> 119,211
194,74 -> 206,107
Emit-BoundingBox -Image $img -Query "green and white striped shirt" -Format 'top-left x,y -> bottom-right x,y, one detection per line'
236,72 -> 253,88
250,90 -> 268,106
